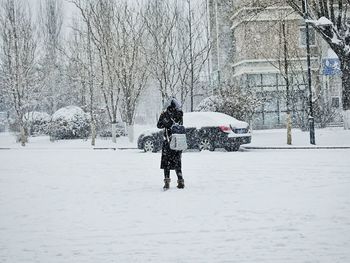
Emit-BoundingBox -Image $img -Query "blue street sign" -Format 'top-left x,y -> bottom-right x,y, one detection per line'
323,58 -> 341,75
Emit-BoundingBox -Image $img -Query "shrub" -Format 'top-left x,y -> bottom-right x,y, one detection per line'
50,106 -> 90,140
96,110 -> 126,137
24,111 -> 51,136
0,112 -> 7,132
196,83 -> 261,122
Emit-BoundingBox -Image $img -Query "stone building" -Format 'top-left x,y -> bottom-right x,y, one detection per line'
208,0 -> 343,129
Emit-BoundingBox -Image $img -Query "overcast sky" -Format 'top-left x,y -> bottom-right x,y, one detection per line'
27,0 -> 206,38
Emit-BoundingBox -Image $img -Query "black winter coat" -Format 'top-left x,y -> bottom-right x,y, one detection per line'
157,109 -> 183,170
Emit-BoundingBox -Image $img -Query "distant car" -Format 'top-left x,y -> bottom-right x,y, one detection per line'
98,121 -> 127,138
137,112 -> 251,152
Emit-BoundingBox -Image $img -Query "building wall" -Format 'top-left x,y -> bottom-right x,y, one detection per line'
230,1 -> 342,129
207,0 -> 343,129
207,0 -> 235,85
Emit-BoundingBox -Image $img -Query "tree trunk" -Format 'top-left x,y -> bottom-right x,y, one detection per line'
341,58 -> 350,129
344,110 -> 350,129
111,122 -> 117,143
127,123 -> 134,143
286,112 -> 292,145
282,21 -> 292,145
20,125 -> 27,147
91,121 -> 96,146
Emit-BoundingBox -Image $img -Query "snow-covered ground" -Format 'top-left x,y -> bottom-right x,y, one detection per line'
249,127 -> 350,147
0,128 -> 350,262
1,126 -> 349,149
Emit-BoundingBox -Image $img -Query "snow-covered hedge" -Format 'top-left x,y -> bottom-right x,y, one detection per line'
98,122 -> 126,138
49,106 -> 90,140
24,111 -> 51,136
196,95 -> 223,112
96,111 -> 126,137
196,83 -> 261,122
0,112 -> 7,132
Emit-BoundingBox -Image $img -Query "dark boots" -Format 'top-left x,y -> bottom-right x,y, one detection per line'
163,169 -> 184,189
177,179 -> 185,189
163,178 -> 185,189
163,178 -> 170,190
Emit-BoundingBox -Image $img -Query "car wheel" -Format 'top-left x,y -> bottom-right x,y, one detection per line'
225,145 -> 240,152
143,138 -> 157,152
198,137 -> 215,151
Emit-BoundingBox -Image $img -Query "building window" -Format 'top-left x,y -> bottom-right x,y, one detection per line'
248,74 -> 261,87
299,26 -> 316,47
262,74 -> 277,87
331,97 -> 340,108
247,72 -> 308,128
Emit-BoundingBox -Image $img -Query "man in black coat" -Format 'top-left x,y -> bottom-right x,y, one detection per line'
157,98 -> 185,190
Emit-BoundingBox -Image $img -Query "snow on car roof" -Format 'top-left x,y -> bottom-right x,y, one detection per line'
183,112 -> 247,128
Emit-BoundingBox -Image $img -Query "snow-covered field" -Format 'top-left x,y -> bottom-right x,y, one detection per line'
1,126 -> 349,149
249,127 -> 350,147
1,128 -> 350,262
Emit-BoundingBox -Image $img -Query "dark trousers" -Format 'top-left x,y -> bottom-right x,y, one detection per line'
164,169 -> 183,180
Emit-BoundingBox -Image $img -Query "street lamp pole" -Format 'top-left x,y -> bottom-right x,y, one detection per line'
188,0 -> 194,112
303,0 -> 316,145
215,0 -> 221,89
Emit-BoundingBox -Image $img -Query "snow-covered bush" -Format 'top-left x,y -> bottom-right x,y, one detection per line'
196,96 -> 223,112
196,83 -> 261,122
0,120 -> 5,132
49,106 -> 90,140
98,122 -> 126,138
24,111 -> 51,136
0,112 -> 8,132
96,110 -> 126,138
313,97 -> 337,128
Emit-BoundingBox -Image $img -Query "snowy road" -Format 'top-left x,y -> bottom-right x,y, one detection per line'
1,148 -> 350,262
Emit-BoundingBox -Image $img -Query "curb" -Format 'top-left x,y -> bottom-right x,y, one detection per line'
93,147 -> 117,150
93,147 -> 138,150
242,146 -> 350,150
0,147 -> 139,151
117,147 -> 138,150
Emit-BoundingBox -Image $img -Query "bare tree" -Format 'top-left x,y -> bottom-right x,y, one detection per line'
144,0 -> 210,111
38,0 -> 64,114
68,0 -> 104,145
286,0 -> 350,129
177,0 -> 211,110
89,0 -> 121,143
65,20 -> 89,109
0,0 -> 38,146
71,0 -> 150,143
115,2 -> 149,142
144,0 -> 182,105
